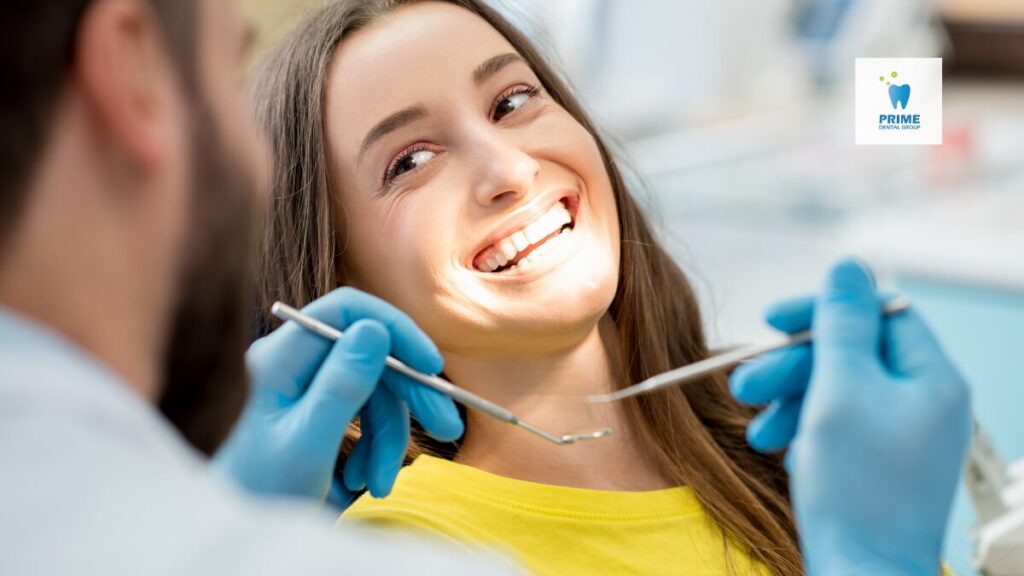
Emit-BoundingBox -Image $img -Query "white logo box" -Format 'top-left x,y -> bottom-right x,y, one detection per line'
855,57 -> 943,146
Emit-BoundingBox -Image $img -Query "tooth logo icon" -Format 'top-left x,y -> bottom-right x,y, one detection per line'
880,70 -> 910,109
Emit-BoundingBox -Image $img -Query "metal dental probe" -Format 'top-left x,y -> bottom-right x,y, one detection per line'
586,296 -> 913,404
271,302 -> 613,446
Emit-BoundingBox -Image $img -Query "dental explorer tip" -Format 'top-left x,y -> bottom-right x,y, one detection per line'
559,427 -> 614,444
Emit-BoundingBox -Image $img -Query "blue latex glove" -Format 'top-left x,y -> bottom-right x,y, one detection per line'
730,259 -> 972,575
214,287 -> 464,507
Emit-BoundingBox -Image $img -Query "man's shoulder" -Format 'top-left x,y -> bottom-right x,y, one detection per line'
0,415 -> 518,576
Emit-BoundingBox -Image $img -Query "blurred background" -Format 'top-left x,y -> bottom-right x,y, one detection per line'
241,1 -> 1024,573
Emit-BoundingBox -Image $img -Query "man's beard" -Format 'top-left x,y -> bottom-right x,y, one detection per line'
157,101 -> 259,456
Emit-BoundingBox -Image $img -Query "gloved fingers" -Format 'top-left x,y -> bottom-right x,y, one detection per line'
245,325 -> 334,401
327,476 -> 358,511
250,287 -> 444,401
746,394 -> 804,453
883,310 -> 971,421
381,370 -> 464,442
764,296 -> 815,334
730,344 -> 812,405
783,443 -> 795,473
328,287 -> 444,376
881,308 -> 953,379
764,292 -> 901,335
342,420 -> 372,492
298,319 -> 390,458
359,385 -> 410,498
814,258 -> 883,365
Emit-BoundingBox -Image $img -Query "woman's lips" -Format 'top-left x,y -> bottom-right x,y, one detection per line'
472,196 -> 577,273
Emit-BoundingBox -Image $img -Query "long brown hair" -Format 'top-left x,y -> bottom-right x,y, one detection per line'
252,1 -> 802,573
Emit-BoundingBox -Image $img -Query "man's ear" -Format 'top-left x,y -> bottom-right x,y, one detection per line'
75,0 -> 179,173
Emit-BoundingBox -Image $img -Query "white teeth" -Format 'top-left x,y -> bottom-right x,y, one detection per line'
511,232 -> 529,252
523,205 -> 571,245
499,241 -> 517,262
475,201 -> 574,273
524,223 -> 545,245
498,227 -> 569,272
525,209 -> 558,243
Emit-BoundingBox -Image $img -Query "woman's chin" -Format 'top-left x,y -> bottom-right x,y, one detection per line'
436,241 -> 619,354
464,256 -> 616,320
465,288 -> 615,354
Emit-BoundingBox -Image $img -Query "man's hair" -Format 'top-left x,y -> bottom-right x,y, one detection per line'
0,1 -> 195,254
1,1 -> 252,455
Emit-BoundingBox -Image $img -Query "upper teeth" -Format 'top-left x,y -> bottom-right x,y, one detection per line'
477,203 -> 572,272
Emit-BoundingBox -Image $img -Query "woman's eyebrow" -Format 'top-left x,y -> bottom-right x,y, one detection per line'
359,105 -> 428,162
473,53 -> 524,85
357,53 -> 524,164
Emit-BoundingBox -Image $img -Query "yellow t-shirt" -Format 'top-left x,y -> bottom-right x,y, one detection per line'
341,455 -> 770,576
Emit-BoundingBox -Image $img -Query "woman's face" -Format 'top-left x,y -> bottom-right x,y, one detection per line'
325,2 -> 620,357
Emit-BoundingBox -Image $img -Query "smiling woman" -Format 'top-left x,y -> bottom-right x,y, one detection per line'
252,1 -> 802,575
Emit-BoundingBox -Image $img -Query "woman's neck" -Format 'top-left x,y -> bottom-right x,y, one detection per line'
441,314 -> 672,491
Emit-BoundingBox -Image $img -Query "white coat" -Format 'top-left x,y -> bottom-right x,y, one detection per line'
0,309 -> 518,576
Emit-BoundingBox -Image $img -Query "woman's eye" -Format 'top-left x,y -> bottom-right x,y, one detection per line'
386,148 -> 436,183
492,86 -> 540,121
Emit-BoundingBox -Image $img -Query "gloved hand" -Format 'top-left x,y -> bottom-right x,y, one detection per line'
729,259 -> 972,575
213,287 -> 464,508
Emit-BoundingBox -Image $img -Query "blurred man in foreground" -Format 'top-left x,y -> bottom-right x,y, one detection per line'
0,1 -> 510,574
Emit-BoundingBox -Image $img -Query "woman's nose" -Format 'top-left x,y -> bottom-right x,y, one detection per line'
471,141 -> 541,207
